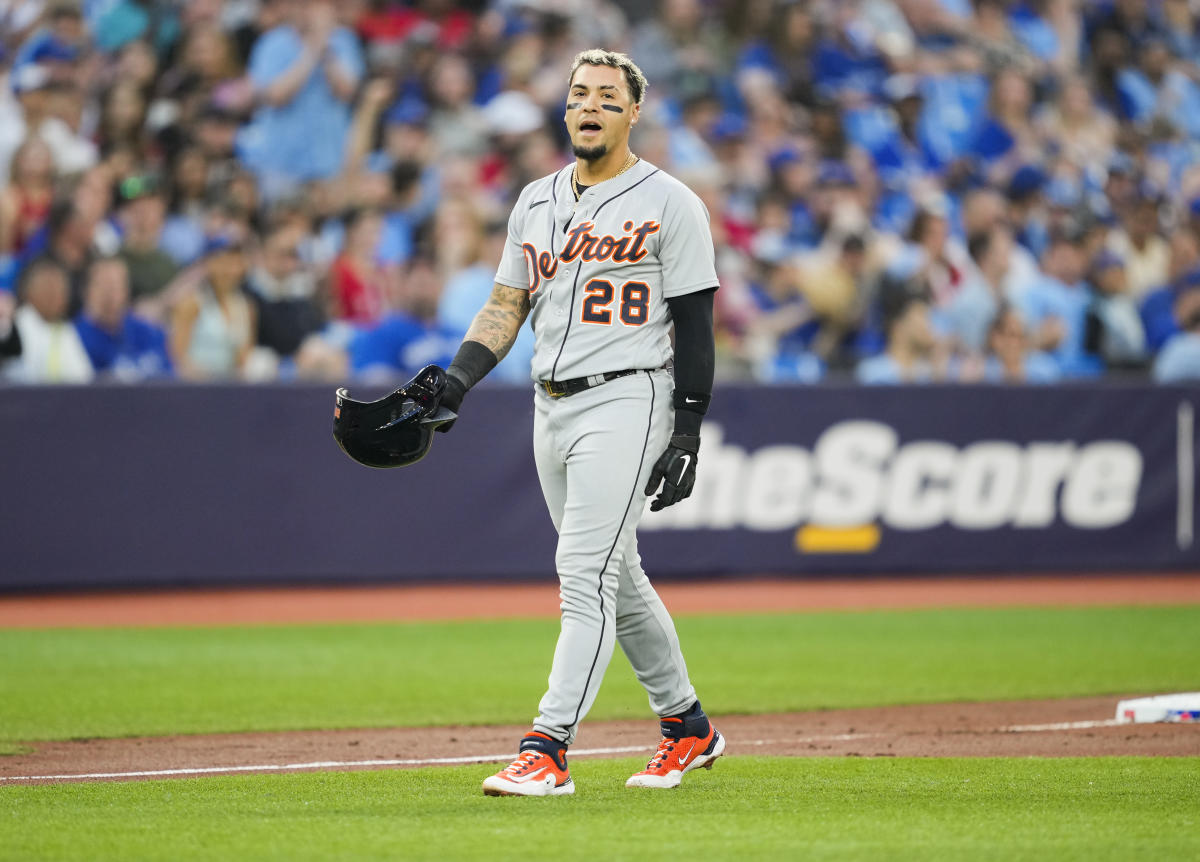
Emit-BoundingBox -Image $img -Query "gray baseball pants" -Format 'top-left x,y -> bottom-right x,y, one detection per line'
530,368 -> 697,745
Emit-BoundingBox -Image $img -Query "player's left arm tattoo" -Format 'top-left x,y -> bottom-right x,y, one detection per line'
465,283 -> 531,360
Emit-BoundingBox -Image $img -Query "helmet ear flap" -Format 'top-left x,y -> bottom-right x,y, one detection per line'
332,366 -> 456,468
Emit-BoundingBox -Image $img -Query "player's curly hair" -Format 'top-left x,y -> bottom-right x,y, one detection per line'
568,49 -> 648,105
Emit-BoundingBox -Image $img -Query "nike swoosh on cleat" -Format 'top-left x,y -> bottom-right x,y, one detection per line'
508,767 -> 548,784
676,742 -> 697,767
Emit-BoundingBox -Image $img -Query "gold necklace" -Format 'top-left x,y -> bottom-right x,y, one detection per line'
573,151 -> 638,201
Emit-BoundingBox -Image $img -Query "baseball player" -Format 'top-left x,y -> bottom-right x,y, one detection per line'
438,49 -> 723,796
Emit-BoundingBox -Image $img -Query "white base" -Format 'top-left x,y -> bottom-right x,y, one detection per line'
1115,693 -> 1200,724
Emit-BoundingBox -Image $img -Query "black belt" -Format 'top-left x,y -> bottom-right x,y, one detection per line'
539,368 -> 644,398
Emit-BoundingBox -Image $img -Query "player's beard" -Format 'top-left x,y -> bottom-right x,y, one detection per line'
572,141 -> 608,162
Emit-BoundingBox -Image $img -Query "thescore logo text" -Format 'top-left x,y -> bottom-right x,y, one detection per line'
642,421 -> 1143,532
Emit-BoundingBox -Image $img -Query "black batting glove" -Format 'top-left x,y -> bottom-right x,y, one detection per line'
435,375 -> 466,434
644,434 -> 700,512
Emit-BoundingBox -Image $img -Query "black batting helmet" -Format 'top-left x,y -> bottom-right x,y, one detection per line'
333,365 -> 457,468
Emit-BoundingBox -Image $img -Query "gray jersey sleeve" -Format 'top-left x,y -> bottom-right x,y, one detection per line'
495,187 -> 531,290
659,186 -> 720,298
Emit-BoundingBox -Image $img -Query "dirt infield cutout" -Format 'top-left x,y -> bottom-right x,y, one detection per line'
2,696 -> 1196,784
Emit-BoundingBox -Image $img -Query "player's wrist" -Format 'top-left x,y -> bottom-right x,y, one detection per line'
668,431 -> 700,452
672,411 -> 702,437
671,391 -> 707,437
441,375 -> 467,413
447,340 -> 499,395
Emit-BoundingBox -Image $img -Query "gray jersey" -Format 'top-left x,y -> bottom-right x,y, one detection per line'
495,160 -> 719,381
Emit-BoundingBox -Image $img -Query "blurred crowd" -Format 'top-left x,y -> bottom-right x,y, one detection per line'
1,0 -> 1200,387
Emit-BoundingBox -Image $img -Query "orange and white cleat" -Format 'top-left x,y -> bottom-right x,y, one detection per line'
482,733 -> 574,797
626,720 -> 725,789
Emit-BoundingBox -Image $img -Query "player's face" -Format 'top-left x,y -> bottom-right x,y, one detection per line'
565,64 -> 639,162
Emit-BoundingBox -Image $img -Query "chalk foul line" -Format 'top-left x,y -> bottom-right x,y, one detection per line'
1000,719 -> 1122,732
0,720 -> 1145,782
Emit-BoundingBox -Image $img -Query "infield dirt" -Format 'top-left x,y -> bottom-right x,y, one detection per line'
1,696 -> 1198,785
3,575 -> 1198,784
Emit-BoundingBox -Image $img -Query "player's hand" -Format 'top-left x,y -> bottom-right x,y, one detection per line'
644,434 -> 700,512
435,375 -> 466,434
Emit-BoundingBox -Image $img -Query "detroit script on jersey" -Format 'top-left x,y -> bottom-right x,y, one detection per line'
495,160 -> 719,382
522,219 -> 661,291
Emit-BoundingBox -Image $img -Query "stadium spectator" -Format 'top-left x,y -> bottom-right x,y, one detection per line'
0,137 -> 55,256
1083,250 -> 1149,371
115,174 -> 180,306
1015,228 -> 1096,376
437,218 -> 533,383
1116,37 -> 1200,139
159,146 -> 211,266
425,53 -> 489,158
967,0 -> 1040,76
945,224 -> 1016,354
244,221 -> 343,381
22,195 -> 100,316
893,202 -> 970,310
734,1 -> 816,106
348,256 -> 457,383
1161,0 -> 1200,63
969,67 -> 1039,182
631,0 -> 725,98
1153,273 -> 1200,381
793,233 -> 872,369
14,0 -> 88,73
1140,230 -> 1200,351
1107,193 -> 1171,301
0,64 -> 96,182
856,289 -> 945,384
1035,75 -> 1117,177
329,207 -> 389,326
169,235 -> 255,381
741,245 -> 825,384
978,303 -> 1061,384
238,0 -> 364,199
74,256 -> 171,381
5,258 -> 93,383
95,79 -> 148,162
0,0 -> 1197,388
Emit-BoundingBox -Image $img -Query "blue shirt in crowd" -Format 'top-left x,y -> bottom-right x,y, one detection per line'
1153,332 -> 1200,382
349,313 -> 458,381
1012,276 -> 1100,377
981,352 -> 1061,384
74,313 -> 172,380
855,354 -> 936,384
438,263 -> 535,384
237,25 -> 364,184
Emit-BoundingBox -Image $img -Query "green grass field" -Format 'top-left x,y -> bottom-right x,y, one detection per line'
2,604 -> 1199,860
2,606 -> 1198,742
6,758 -> 1198,861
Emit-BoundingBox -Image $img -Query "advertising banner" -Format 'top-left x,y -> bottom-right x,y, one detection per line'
642,385 -> 1197,575
0,383 -> 1195,590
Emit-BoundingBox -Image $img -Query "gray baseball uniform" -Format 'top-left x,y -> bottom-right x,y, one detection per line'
494,159 -> 719,744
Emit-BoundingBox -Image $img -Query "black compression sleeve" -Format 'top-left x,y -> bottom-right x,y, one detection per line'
665,287 -> 716,436
447,340 -> 499,390
443,340 -> 499,411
